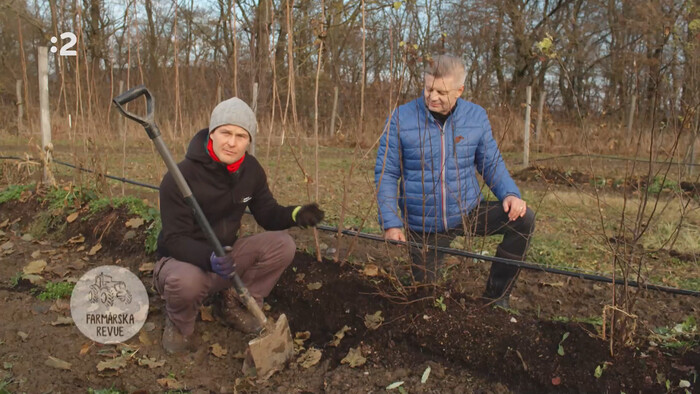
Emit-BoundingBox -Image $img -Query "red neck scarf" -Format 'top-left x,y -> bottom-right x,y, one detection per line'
207,138 -> 245,173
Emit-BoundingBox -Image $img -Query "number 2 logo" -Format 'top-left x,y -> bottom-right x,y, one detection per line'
50,32 -> 77,56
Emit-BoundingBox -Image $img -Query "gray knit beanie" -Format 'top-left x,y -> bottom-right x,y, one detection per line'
208,97 -> 257,140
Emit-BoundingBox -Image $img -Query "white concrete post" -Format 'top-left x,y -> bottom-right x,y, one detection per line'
38,47 -> 55,186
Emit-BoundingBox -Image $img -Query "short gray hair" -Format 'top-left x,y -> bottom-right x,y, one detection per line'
424,54 -> 467,87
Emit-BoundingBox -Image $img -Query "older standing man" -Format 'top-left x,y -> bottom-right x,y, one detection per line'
375,54 -> 535,307
155,97 -> 324,354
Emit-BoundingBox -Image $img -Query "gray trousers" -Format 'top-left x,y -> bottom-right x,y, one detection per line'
154,231 -> 296,336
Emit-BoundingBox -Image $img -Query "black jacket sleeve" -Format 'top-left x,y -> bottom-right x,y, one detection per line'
158,171 -> 213,271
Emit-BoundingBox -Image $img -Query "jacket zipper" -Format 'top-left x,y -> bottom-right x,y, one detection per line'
428,108 -> 450,232
439,125 -> 448,231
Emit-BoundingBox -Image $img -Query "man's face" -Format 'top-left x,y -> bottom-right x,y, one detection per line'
210,124 -> 250,164
424,74 -> 465,115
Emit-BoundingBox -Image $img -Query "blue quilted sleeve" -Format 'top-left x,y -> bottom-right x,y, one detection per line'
375,110 -> 405,230
474,109 -> 521,201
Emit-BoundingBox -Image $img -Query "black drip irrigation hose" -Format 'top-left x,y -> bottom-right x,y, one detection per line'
1,155 -> 698,297
316,224 -> 699,297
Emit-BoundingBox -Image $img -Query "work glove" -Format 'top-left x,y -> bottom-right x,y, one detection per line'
294,203 -> 325,228
210,246 -> 235,277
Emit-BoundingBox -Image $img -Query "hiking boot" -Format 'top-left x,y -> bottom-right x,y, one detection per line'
214,289 -> 262,335
162,315 -> 197,354
483,247 -> 522,308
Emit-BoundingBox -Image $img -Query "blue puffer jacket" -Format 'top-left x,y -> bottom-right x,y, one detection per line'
375,97 -> 520,233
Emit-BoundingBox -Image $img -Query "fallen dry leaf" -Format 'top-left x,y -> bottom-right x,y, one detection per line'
45,356 -> 71,370
22,274 -> 44,285
340,347 -> 366,368
87,244 -> 102,256
294,331 -> 311,347
329,325 -> 351,347
209,343 -> 227,358
67,260 -> 86,270
297,348 -> 322,368
20,233 -> 33,242
138,330 -> 152,345
125,217 -> 145,229
200,305 -> 215,322
30,250 -> 41,259
362,264 -> 379,277
364,311 -> 384,330
17,331 -> 28,341
79,343 -> 92,355
295,331 -> 311,340
66,212 -> 79,223
157,377 -> 183,389
97,356 -> 128,372
23,259 -> 46,275
51,316 -> 74,326
306,282 -> 322,290
67,235 -> 85,244
0,219 -> 8,228
138,357 -> 165,369
295,273 -> 306,282
138,262 -> 155,274
49,299 -> 70,312
45,263 -> 70,278
123,230 -> 136,241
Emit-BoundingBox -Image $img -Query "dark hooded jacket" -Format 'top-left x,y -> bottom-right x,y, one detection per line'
157,128 -> 297,270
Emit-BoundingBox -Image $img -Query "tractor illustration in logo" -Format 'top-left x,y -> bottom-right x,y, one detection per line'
89,272 -> 133,307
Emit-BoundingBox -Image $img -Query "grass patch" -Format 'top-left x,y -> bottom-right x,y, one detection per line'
37,281 -> 75,301
41,184 -> 100,211
8,272 -> 22,288
88,388 -> 121,394
0,378 -> 13,394
0,184 -> 34,204
652,316 -> 699,351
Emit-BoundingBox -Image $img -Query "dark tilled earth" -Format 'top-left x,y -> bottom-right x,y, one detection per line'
0,190 -> 698,393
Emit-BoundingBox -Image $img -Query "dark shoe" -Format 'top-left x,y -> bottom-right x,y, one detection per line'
483,247 -> 522,305
214,289 -> 262,335
162,315 -> 197,354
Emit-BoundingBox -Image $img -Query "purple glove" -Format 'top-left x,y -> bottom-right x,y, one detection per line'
210,250 -> 235,277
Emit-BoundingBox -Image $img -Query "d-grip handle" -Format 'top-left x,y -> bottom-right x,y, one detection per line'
112,85 -> 160,139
